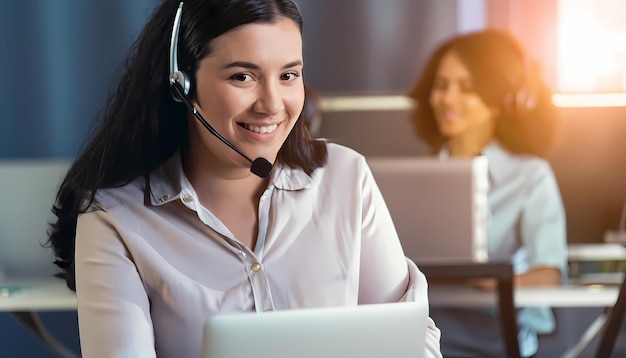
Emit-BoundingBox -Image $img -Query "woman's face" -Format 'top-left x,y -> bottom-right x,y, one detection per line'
429,51 -> 496,140
189,16 -> 304,174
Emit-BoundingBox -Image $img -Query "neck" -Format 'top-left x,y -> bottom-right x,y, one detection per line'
448,123 -> 495,157
182,149 -> 268,209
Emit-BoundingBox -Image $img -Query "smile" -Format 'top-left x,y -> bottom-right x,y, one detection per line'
241,123 -> 279,134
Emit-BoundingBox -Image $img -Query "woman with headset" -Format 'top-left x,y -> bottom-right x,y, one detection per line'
46,0 -> 441,357
408,29 -> 567,357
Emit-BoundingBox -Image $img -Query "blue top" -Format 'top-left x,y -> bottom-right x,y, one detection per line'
435,140 -> 568,357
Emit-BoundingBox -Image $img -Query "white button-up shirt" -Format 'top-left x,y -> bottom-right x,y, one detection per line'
75,143 -> 442,358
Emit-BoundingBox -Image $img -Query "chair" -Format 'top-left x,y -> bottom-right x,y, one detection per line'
594,271 -> 626,357
417,261 -> 520,358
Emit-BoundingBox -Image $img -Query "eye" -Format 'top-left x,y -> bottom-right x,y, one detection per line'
432,80 -> 447,91
280,72 -> 300,81
460,82 -> 476,93
230,73 -> 253,82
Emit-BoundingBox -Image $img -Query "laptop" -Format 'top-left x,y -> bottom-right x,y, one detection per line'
202,301 -> 428,358
367,156 -> 489,263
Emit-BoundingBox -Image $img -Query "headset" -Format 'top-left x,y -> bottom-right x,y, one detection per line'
503,35 -> 539,113
168,2 -> 273,178
169,2 -> 191,102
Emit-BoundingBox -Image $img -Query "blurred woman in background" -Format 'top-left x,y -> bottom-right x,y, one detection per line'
408,29 -> 567,358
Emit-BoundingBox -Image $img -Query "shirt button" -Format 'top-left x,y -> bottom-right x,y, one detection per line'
182,195 -> 193,202
251,263 -> 262,272
160,194 -> 170,202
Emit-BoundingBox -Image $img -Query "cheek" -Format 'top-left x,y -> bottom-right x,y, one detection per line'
287,89 -> 305,119
429,91 -> 438,107
466,98 -> 495,122
466,97 -> 484,107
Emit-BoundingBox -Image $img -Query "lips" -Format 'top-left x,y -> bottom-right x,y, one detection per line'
240,122 -> 279,134
438,110 -> 459,123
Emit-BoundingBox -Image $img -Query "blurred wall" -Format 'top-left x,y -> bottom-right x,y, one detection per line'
298,0 -> 460,94
0,0 -> 161,159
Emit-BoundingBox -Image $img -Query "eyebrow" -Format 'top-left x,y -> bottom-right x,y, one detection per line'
222,60 -> 303,70
434,76 -> 474,84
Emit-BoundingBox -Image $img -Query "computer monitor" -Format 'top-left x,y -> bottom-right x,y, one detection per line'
0,160 -> 71,278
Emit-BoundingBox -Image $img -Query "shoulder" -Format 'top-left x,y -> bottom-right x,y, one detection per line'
92,177 -> 147,212
485,141 -> 556,185
324,142 -> 368,168
307,143 -> 371,189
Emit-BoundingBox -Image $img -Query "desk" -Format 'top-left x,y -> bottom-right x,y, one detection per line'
0,278 -> 77,311
419,245 -> 624,358
568,243 -> 626,262
428,284 -> 620,358
1,277 -> 77,357
429,285 -> 619,308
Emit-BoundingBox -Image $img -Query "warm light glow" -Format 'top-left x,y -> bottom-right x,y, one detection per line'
552,93 -> 626,107
557,0 -> 626,92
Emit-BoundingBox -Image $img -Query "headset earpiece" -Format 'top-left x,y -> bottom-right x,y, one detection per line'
169,70 -> 190,102
502,38 -> 538,113
169,2 -> 190,102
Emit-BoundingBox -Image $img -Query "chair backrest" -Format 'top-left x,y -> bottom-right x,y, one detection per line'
595,272 -> 626,357
0,160 -> 71,278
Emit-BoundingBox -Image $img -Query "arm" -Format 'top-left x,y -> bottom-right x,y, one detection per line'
515,266 -> 561,286
471,163 -> 566,291
519,162 -> 568,283
75,210 -> 156,358
357,162 -> 442,358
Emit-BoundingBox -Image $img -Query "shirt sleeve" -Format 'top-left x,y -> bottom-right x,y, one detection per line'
357,160 -> 442,358
75,209 -> 156,358
520,162 -> 568,276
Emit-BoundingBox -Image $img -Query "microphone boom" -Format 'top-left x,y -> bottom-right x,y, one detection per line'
172,83 -> 273,178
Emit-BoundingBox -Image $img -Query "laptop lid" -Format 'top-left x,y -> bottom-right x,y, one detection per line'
367,156 -> 489,263
202,301 -> 428,358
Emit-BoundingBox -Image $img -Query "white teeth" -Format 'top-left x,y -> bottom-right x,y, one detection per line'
244,123 -> 278,133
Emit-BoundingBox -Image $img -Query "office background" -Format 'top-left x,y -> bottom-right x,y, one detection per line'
1,0 -> 624,356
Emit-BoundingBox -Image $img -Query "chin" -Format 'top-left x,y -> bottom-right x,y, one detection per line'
437,125 -> 458,138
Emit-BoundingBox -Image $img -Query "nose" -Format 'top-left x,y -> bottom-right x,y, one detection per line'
253,81 -> 284,116
440,84 -> 458,106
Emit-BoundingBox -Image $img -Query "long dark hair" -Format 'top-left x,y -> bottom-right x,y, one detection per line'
47,0 -> 327,290
408,29 -> 561,158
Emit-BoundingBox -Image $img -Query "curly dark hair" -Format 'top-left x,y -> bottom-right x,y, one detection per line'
408,29 -> 561,158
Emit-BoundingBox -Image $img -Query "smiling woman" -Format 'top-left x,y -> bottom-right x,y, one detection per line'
44,1 -> 442,357
408,29 -> 567,358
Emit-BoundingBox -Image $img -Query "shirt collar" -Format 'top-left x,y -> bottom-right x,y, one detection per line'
438,140 -> 513,186
148,153 -> 184,206
481,140 -> 516,186
270,163 -> 313,191
148,152 -> 313,206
